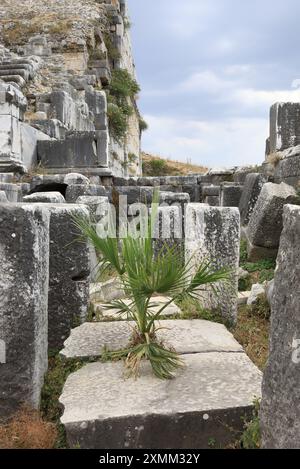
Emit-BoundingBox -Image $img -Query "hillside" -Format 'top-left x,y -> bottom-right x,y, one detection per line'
142,152 -> 208,176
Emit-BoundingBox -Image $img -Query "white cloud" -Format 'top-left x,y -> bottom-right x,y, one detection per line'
179,70 -> 235,94
233,88 -> 300,108
142,114 -> 268,167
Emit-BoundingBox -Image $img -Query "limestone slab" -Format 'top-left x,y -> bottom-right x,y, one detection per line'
60,353 -> 262,449
60,319 -> 243,359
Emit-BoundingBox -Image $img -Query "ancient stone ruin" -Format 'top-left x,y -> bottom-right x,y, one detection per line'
0,0 -> 300,451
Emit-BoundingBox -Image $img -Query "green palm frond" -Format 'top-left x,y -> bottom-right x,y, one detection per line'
73,190 -> 231,380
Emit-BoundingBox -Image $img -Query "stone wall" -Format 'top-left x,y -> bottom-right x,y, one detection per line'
0,0 -> 141,177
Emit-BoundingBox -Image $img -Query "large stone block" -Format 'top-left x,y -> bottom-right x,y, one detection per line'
23,192 -> 65,204
0,204 -> 50,419
239,173 -> 266,226
65,184 -> 110,203
185,204 -> 240,323
0,183 -> 21,202
0,191 -> 8,203
220,183 -> 243,207
61,319 -> 244,359
247,182 -> 298,249
38,131 -> 108,170
269,102 -> 300,153
35,204 -> 91,351
60,352 -> 261,449
260,205 -> 300,448
153,205 -> 183,256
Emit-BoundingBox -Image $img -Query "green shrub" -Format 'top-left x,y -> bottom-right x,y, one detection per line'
103,32 -> 121,61
240,239 -> 248,263
241,399 -> 261,449
258,269 -> 274,283
128,153 -> 138,163
107,103 -> 128,142
74,192 -> 230,380
238,276 -> 252,292
143,158 -> 169,176
242,259 -> 276,272
109,69 -> 140,100
248,293 -> 271,320
139,117 -> 148,133
106,70 -> 140,142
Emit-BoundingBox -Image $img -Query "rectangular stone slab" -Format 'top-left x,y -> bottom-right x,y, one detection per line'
60,319 -> 243,359
260,205 -> 300,448
60,353 -> 262,449
0,203 -> 50,419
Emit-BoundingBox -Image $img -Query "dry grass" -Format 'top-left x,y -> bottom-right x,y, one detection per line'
231,305 -> 270,371
0,407 -> 57,449
142,152 -> 207,176
267,152 -> 283,167
1,15 -> 76,45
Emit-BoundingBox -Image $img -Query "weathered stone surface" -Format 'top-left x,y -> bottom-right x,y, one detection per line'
159,191 -> 190,206
76,196 -> 109,222
61,319 -> 243,359
90,278 -> 125,303
38,132 -> 107,170
64,173 -> 90,186
34,204 -> 91,351
153,205 -> 183,256
261,205 -> 300,448
60,352 -> 261,449
273,145 -> 300,188
269,102 -> 300,154
23,191 -> 65,203
220,183 -> 243,207
65,184 -> 109,203
239,173 -> 266,226
247,284 -> 265,306
185,204 -> 240,323
0,191 -> 8,203
0,183 -> 21,202
238,291 -> 251,305
247,182 -> 297,249
202,185 -> 220,197
0,204 -> 50,419
265,279 -> 274,306
205,195 -> 220,206
0,173 -> 15,183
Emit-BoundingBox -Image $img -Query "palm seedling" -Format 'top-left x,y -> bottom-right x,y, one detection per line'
73,192 -> 231,380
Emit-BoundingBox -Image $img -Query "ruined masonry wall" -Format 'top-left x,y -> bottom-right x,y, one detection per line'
0,0 -> 141,177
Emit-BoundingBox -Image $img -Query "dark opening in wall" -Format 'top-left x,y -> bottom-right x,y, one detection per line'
29,183 -> 68,197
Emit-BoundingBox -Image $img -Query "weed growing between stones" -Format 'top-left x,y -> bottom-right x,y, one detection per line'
231,305 -> 269,371
41,355 -> 98,448
74,192 -> 230,380
106,69 -> 142,142
240,399 -> 261,449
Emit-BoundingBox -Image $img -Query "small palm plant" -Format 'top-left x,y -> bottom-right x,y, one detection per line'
74,193 -> 230,380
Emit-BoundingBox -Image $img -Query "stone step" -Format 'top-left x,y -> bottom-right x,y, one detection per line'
238,291 -> 251,305
93,296 -> 181,321
60,319 -> 244,359
59,352 -> 262,449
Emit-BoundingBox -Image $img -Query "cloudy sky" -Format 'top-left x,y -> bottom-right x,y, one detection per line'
127,0 -> 300,168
